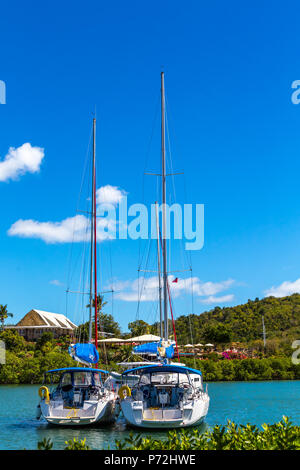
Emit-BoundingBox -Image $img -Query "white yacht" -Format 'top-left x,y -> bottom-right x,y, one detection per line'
36,118 -> 117,425
37,367 -> 115,426
118,72 -> 210,429
120,364 -> 209,428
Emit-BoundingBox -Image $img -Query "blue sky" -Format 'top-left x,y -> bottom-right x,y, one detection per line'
1,1 -> 300,331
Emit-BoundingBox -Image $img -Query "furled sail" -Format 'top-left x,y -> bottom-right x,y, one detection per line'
69,343 -> 99,366
133,341 -> 175,359
133,342 -> 159,354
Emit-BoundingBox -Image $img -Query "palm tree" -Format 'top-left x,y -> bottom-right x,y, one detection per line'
86,294 -> 108,335
0,304 -> 13,331
86,294 -> 107,316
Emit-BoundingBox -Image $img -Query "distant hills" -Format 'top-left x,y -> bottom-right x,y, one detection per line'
170,294 -> 300,345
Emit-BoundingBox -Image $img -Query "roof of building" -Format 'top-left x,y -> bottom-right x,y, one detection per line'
15,309 -> 77,329
34,310 -> 77,329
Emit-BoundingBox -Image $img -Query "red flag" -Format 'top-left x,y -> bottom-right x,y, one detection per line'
172,277 -> 178,283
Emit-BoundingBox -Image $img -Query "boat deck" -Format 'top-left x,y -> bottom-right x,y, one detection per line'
143,408 -> 182,421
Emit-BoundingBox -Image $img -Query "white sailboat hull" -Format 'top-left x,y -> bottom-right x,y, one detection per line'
121,393 -> 209,429
40,394 -> 116,426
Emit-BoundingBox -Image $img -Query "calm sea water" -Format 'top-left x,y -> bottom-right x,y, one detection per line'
0,381 -> 299,450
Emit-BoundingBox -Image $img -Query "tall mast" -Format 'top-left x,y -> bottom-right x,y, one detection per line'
92,117 -> 98,361
161,71 -> 168,341
88,165 -> 94,343
155,201 -> 163,338
88,119 -> 95,343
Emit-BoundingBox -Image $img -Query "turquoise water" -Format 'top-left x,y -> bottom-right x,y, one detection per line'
0,381 -> 299,449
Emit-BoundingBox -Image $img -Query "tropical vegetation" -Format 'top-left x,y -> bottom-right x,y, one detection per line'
115,416 -> 300,450
1,294 -> 300,383
171,294 -> 300,345
34,417 -> 300,450
0,304 -> 13,331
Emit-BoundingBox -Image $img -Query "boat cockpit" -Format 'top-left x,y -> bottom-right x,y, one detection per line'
44,367 -> 108,408
123,367 -> 204,409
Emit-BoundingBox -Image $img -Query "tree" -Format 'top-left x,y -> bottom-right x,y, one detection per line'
202,323 -> 233,344
0,329 -> 26,351
75,322 -> 90,342
97,313 -> 121,337
86,294 -> 107,315
128,319 -> 150,337
36,331 -> 54,350
0,304 -> 13,331
84,295 -> 121,338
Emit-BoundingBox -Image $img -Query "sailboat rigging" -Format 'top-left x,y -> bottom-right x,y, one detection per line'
36,118 -> 116,426
118,72 -> 210,428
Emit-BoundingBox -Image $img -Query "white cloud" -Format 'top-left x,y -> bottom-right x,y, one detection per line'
50,280 -> 63,286
8,214 -> 117,244
115,275 -> 235,303
0,143 -> 44,182
199,294 -> 234,304
96,185 -> 127,206
180,278 -> 235,297
116,277 -> 160,302
8,215 -> 89,243
264,278 -> 300,298
8,184 -> 126,243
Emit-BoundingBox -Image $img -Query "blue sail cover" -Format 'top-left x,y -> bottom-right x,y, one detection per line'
165,344 -> 175,358
133,342 -> 175,359
69,343 -> 99,366
133,342 -> 159,354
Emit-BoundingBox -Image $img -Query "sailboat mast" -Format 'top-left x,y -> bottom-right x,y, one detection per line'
88,120 -> 94,343
161,72 -> 168,341
92,117 -> 98,359
88,206 -> 94,341
262,315 -> 266,348
155,201 -> 163,338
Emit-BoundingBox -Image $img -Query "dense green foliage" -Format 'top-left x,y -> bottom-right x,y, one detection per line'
77,295 -> 121,340
35,418 -> 300,450
64,438 -> 91,450
76,313 -> 121,342
173,294 -> 300,344
36,437 -> 90,450
115,417 -> 300,450
0,330 -> 74,384
0,329 -> 132,383
128,319 -> 150,336
183,357 -> 300,381
1,294 -> 300,384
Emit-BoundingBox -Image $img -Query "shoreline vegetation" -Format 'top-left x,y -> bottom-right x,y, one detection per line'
1,293 -> 300,384
0,329 -> 299,384
34,417 -> 300,450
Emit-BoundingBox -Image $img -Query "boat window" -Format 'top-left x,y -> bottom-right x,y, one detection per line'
139,373 -> 151,385
147,372 -> 188,385
61,373 -> 72,386
49,373 -> 60,385
93,373 -> 101,386
178,373 -> 190,385
74,371 -> 93,386
151,373 -> 166,384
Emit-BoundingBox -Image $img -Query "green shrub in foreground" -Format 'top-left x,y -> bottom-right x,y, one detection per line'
115,417 -> 300,450
35,417 -> 300,450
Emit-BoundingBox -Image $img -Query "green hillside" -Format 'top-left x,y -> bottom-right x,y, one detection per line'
172,294 -> 300,345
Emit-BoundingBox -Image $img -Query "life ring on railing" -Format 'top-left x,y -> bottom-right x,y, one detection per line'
38,386 -> 50,403
118,385 -> 131,400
